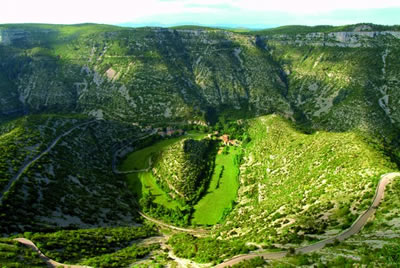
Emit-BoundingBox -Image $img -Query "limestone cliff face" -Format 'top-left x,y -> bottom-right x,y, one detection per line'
0,29 -> 30,45
0,27 -> 293,123
0,28 -> 56,46
261,30 -> 400,134
263,31 -> 400,47
0,24 -> 399,134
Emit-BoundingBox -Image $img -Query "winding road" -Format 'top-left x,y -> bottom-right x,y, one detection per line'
216,172 -> 400,267
9,127 -> 399,268
14,172 -> 399,267
0,120 -> 96,204
138,211 -> 210,236
14,238 -> 91,268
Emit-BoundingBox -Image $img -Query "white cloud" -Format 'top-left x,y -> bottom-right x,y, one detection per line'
2,0 -> 185,24
1,0 -> 400,24
236,0 -> 400,13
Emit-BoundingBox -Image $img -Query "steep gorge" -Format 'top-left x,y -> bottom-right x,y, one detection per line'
1,22 -> 400,234
1,24 -> 399,138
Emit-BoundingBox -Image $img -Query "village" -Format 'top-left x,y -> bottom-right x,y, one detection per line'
208,132 -> 239,146
142,125 -> 240,149
155,127 -> 185,137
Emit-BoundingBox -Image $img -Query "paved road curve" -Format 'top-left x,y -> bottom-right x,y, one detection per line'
216,172 -> 400,267
14,238 -> 91,268
0,120 -> 96,204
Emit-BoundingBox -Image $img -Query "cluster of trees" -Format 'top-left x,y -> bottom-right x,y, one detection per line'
26,225 -> 157,263
0,238 -> 45,267
82,243 -> 160,268
231,257 -> 266,268
211,115 -> 248,140
181,124 -> 209,133
153,138 -> 214,203
215,166 -> 224,189
168,233 -> 255,264
140,193 -> 192,226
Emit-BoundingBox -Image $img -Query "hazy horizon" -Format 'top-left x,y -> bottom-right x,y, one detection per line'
2,0 -> 400,28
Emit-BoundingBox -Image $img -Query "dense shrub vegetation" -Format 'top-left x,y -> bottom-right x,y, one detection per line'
168,233 -> 254,264
0,117 -> 142,234
218,115 -> 396,245
153,138 -> 213,203
0,23 -> 400,267
270,175 -> 400,266
26,225 -> 157,264
0,238 -> 46,267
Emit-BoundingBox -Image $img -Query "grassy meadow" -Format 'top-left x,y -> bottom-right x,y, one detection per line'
121,137 -> 184,171
121,131 -> 207,209
126,172 -> 183,209
120,131 -> 241,225
192,146 -> 240,225
121,131 -> 206,171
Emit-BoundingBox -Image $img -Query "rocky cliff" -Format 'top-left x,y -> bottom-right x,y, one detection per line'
1,23 -> 400,235
0,23 -> 399,138
0,25 -> 292,125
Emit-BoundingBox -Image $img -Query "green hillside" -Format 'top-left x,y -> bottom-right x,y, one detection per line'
0,115 -> 142,234
0,23 -> 292,123
153,138 -> 213,202
218,115 -> 396,245
268,175 -> 400,266
0,238 -> 46,267
0,22 -> 400,267
0,115 -> 85,194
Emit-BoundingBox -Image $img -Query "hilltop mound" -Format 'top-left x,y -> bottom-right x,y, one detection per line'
153,138 -> 212,202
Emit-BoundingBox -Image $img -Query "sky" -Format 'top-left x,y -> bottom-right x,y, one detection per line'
2,0 -> 400,28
